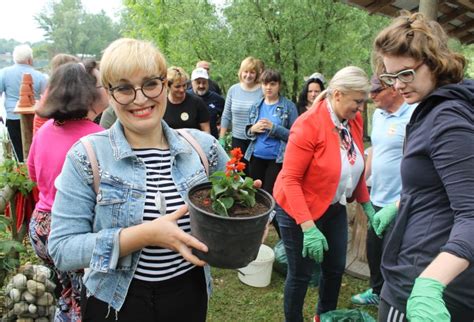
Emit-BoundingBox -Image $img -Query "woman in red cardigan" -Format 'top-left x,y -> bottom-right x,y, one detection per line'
273,66 -> 374,322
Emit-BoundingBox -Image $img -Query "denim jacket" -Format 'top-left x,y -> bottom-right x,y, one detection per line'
48,120 -> 229,312
244,96 -> 298,163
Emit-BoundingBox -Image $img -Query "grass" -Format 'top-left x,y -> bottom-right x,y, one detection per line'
1,225 -> 378,321
207,227 -> 378,321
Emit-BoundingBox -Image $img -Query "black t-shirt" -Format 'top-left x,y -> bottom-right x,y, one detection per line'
164,94 -> 210,130
186,89 -> 224,138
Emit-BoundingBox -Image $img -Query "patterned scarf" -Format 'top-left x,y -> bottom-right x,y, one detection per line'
337,125 -> 356,165
325,98 -> 357,165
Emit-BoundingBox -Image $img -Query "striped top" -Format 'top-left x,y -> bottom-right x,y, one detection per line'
132,148 -> 194,282
221,83 -> 263,140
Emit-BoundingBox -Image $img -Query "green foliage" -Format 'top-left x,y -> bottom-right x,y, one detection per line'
35,0 -> 121,59
0,159 -> 35,196
209,148 -> 256,216
122,0 -> 390,101
0,39 -> 21,54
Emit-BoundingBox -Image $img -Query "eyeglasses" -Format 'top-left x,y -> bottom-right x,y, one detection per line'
370,87 -> 387,96
109,76 -> 166,105
379,61 -> 424,86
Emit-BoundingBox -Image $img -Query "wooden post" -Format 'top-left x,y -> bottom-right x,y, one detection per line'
14,106 -> 35,160
14,73 -> 36,161
419,0 -> 438,21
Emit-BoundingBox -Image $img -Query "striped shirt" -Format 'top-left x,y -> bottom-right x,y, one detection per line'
221,83 -> 263,140
132,148 -> 194,282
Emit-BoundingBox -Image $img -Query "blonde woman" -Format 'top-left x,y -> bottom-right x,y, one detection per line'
164,66 -> 210,133
273,66 -> 374,322
219,56 -> 263,169
48,38 -> 229,321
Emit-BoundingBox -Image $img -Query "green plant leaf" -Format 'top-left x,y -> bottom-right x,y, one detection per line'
0,240 -> 26,253
212,183 -> 228,196
212,199 -> 229,217
220,196 -> 234,209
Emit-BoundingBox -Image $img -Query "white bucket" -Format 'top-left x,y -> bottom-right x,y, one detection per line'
237,244 -> 275,287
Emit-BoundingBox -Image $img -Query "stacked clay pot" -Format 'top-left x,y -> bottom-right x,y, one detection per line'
17,73 -> 36,108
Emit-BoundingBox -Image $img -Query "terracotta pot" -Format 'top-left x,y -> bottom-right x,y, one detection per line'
22,73 -> 33,84
188,182 -> 275,269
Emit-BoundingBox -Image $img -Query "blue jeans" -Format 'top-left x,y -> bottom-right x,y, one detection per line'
277,203 -> 348,321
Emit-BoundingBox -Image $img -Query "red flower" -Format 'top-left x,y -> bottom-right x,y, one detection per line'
230,147 -> 244,160
236,162 -> 246,172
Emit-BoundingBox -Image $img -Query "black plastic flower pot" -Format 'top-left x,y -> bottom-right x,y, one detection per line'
188,182 -> 275,269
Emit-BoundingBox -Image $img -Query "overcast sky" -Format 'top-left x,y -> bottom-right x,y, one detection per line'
0,0 -> 124,43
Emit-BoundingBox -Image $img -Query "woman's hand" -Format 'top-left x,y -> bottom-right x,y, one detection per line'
407,277 -> 450,322
301,225 -> 328,263
251,119 -> 272,134
372,202 -> 398,237
144,205 -> 208,266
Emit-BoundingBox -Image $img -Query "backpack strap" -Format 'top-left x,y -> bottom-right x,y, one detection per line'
80,138 -> 100,194
176,129 -> 209,176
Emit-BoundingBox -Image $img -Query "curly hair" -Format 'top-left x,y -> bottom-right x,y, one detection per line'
373,11 -> 465,86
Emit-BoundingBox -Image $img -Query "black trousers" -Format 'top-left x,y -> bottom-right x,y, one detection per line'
6,119 -> 23,162
81,267 -> 208,322
249,156 -> 282,237
367,205 -> 384,295
231,137 -> 250,175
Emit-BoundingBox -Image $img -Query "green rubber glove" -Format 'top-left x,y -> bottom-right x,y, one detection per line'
407,277 -> 450,322
372,202 -> 398,237
218,137 -> 226,148
302,226 -> 328,263
361,202 -> 376,227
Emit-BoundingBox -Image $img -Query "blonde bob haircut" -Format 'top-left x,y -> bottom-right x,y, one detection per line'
167,66 -> 189,85
238,56 -> 261,83
326,66 -> 370,97
100,38 -> 167,88
373,11 -> 466,87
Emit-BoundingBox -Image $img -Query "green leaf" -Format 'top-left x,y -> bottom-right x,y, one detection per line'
0,240 -> 26,253
212,199 -> 229,217
220,197 -> 234,209
212,183 -> 228,196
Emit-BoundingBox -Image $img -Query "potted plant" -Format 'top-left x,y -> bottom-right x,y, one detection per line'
188,148 -> 275,269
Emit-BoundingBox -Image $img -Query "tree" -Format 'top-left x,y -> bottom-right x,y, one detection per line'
122,0 -> 388,101
35,0 -> 121,59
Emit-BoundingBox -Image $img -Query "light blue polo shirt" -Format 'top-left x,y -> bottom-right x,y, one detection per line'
370,102 -> 416,207
0,63 -> 47,120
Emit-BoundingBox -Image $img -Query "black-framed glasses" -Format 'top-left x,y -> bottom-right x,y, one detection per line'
379,61 -> 424,86
109,76 -> 166,105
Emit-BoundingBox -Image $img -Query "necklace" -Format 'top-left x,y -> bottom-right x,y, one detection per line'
154,188 -> 166,217
139,146 -> 170,217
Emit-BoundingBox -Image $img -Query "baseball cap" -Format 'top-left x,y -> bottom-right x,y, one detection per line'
191,67 -> 209,81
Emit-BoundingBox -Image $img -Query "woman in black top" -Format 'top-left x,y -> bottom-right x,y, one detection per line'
296,77 -> 324,115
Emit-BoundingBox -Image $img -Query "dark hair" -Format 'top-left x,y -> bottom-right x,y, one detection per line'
260,69 -> 281,84
39,62 -> 100,121
297,78 -> 325,114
